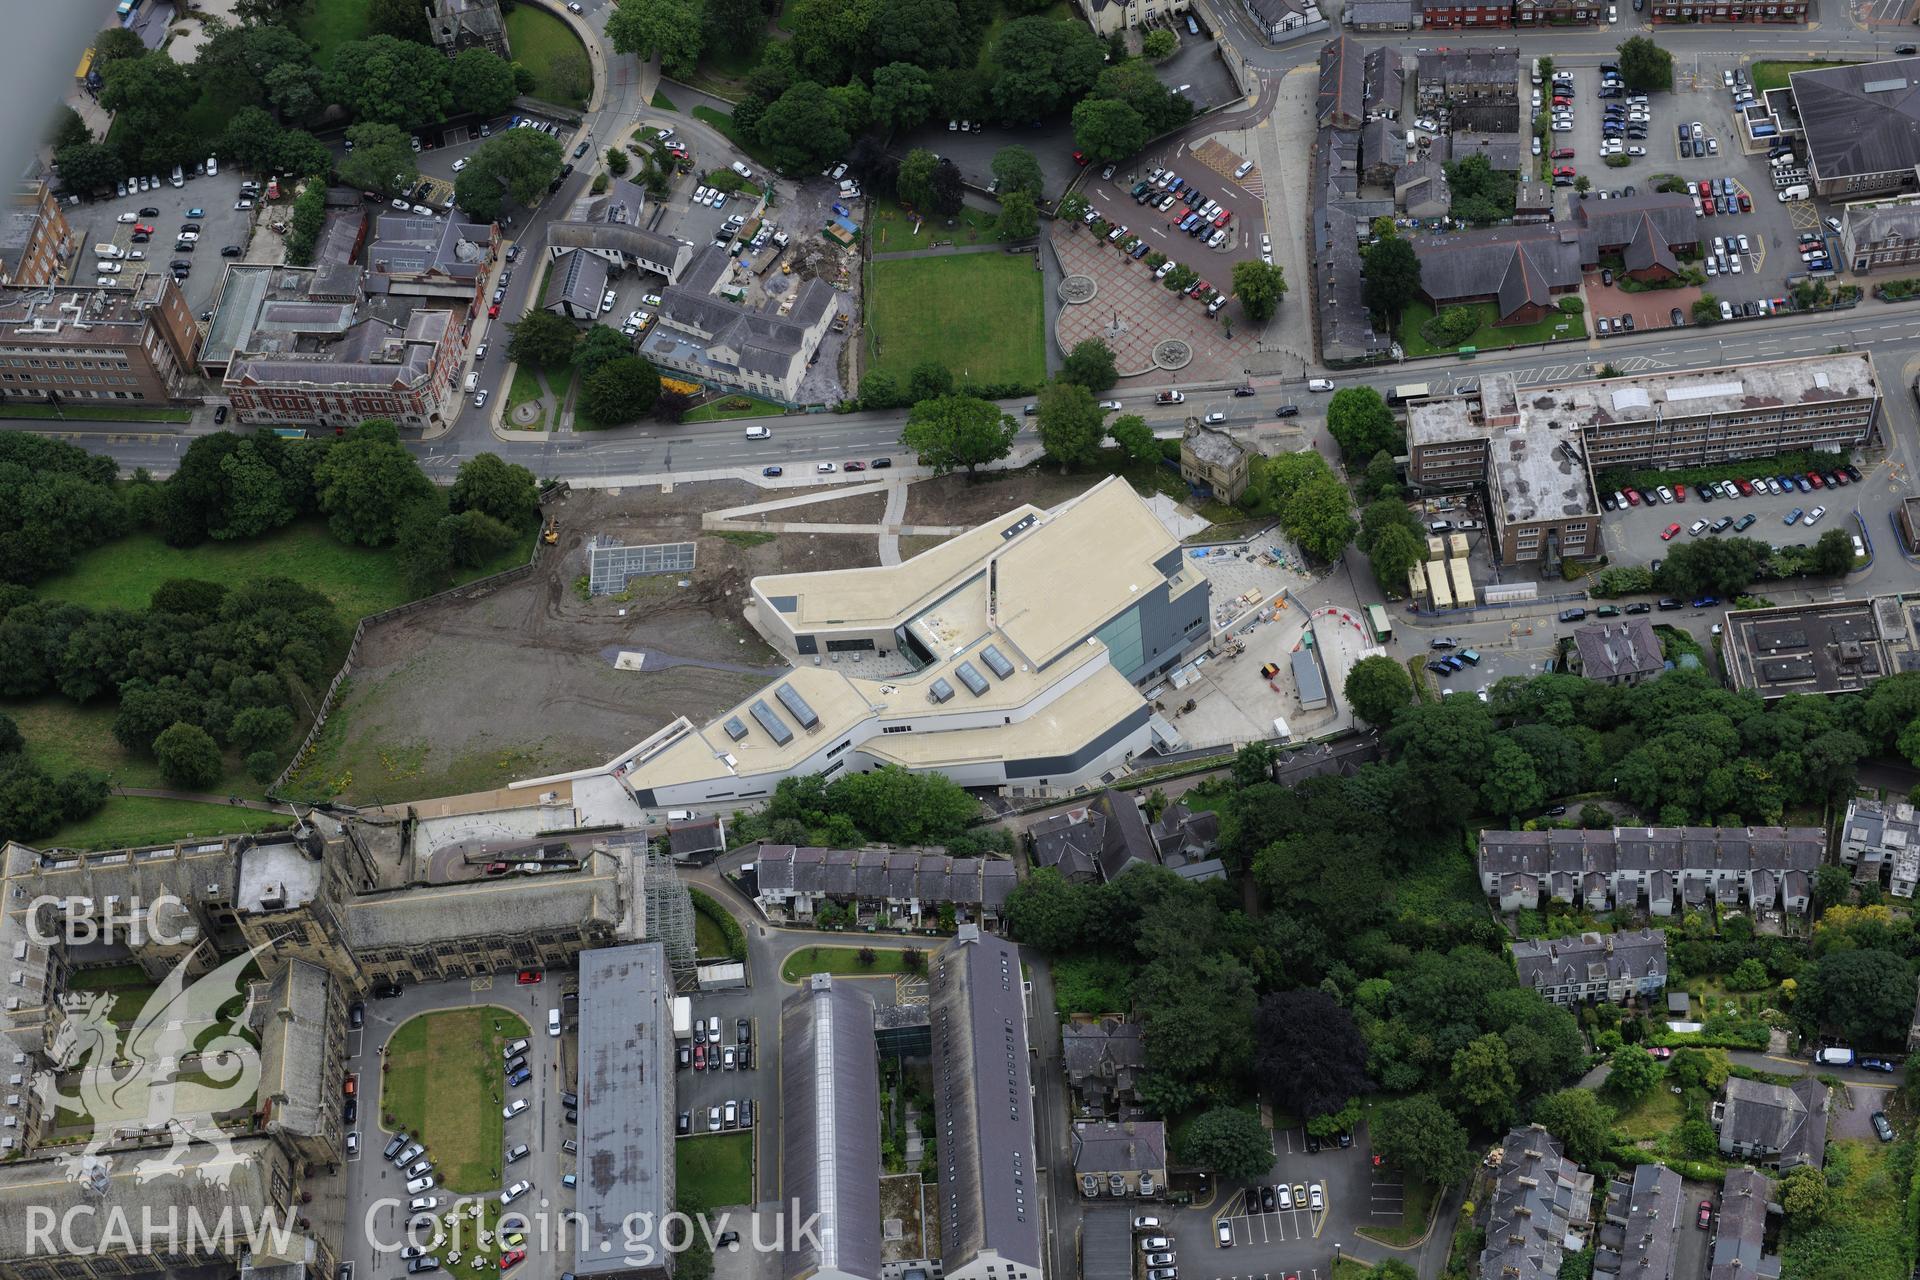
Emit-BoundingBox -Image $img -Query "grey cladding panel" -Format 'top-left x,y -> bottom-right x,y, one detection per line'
750,700 -> 793,745
768,595 -> 798,613
979,644 -> 1015,679
955,662 -> 989,696
775,682 -> 820,729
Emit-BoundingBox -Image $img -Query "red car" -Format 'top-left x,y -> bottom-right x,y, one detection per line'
484,861 -> 510,875
1213,211 -> 1232,228
133,223 -> 154,235
500,1250 -> 526,1270
488,303 -> 500,318
1551,148 -> 1575,159
1624,489 -> 1640,506
1673,484 -> 1686,501
1553,166 -> 1575,178
1738,192 -> 1751,212
693,1042 -> 706,1070
844,460 -> 867,472
1661,523 -> 1682,541
516,969 -> 543,985
1735,478 -> 1753,495
1072,150 -> 1087,165
1649,1046 -> 1672,1059
1698,180 -> 1712,197
343,1074 -> 358,1096
1806,472 -> 1823,488
1697,1201 -> 1712,1230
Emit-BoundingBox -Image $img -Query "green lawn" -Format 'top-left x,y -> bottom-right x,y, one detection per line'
504,6 -> 592,108
694,909 -> 730,958
683,394 -> 787,422
868,195 -> 1001,250
382,1008 -> 530,1194
691,106 -> 784,173
1612,1084 -> 1683,1140
0,405 -> 192,422
295,0 -> 372,67
867,254 -> 1045,389
780,945 -> 919,982
506,364 -> 549,430
1358,1178 -> 1437,1247
676,1131 -> 754,1208
46,799 -> 290,853
1396,299 -> 1585,357
68,963 -> 149,990
651,89 -> 678,111
1751,60 -> 1854,95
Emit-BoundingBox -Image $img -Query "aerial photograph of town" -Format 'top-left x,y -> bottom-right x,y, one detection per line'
9,0 -> 1920,1277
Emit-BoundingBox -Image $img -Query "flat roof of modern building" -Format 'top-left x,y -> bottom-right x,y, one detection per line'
781,976 -> 884,1280
1502,353 -> 1878,435
1791,57 -> 1920,182
1721,596 -> 1911,697
573,943 -> 672,1277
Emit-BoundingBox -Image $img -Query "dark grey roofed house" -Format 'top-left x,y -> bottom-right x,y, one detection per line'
1362,44 -> 1407,108
1319,36 -> 1365,129
1572,618 -> 1666,685
1510,929 -> 1668,1006
930,926 -> 1043,1280
1790,58 -> 1920,196
429,0 -> 509,57
1082,1209 -> 1135,1280
1071,1119 -> 1167,1198
1028,806 -> 1106,883
366,213 -> 496,297
666,816 -> 726,861
1150,801 -> 1220,864
1715,1076 -> 1828,1169
542,248 -> 611,321
548,199 -> 693,284
1593,1163 -> 1684,1280
1479,1124 -> 1594,1280
1061,1017 -> 1147,1115
574,943 -> 674,1280
781,975 -> 884,1280
1711,1167 -> 1782,1280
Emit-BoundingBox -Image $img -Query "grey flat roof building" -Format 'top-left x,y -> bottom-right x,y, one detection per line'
575,943 -> 676,1279
781,975 -> 884,1280
930,926 -> 1043,1280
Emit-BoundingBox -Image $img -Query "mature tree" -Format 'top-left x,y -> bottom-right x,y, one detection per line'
786,0 -> 869,85
46,106 -> 91,153
869,0 -> 972,69
991,17 -> 1102,120
285,180 -> 329,265
929,159 -> 965,215
338,122 -> 418,195
996,188 -> 1039,241
191,24 -> 321,115
1071,97 -> 1147,164
1231,260 -> 1288,323
1779,1164 -> 1833,1228
1652,538 -> 1764,600
896,148 -> 939,211
990,146 -> 1045,198
824,766 -> 977,843
704,0 -> 766,55
756,80 -> 851,173
1810,528 -> 1854,577
455,128 -> 565,220
506,308 -> 580,368
1530,1088 -> 1615,1166
1445,152 -> 1517,225
1175,1106 -> 1275,1181
1367,522 -> 1424,594
1109,415 -> 1159,466
900,396 -> 1018,475
329,35 -> 453,127
312,422 -> 436,546
264,60 -> 330,122
53,142 -> 124,196
100,56 -> 199,168
91,26 -> 149,69
1361,451 -> 1404,503
450,453 -> 541,528
606,0 -> 706,77
1797,948 -> 1916,1045
1060,339 -> 1119,392
1281,472 -> 1357,564
1450,1033 -> 1521,1131
1362,236 -> 1422,326
1617,35 -> 1674,92
229,705 -> 297,756
871,62 -> 936,130
1346,655 -> 1415,727
582,357 -> 663,425
1327,387 -> 1402,465
153,722 -> 223,789
1091,58 -> 1191,133
368,0 -> 434,40
1003,868 -> 1089,952
905,362 -> 953,403
1371,1095 -> 1472,1186
1143,28 -> 1178,58
450,48 -> 520,119
1253,991 -> 1372,1119
1813,864 -> 1853,916
1035,381 -> 1105,470
1605,1044 -> 1661,1101
1481,737 -> 1546,819
573,326 -> 633,381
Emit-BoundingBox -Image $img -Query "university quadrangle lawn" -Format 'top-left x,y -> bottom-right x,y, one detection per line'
381,1008 -> 530,1194
866,254 -> 1046,389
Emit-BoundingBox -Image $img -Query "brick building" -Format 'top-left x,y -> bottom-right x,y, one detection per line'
0,276 -> 198,408
0,181 -> 74,288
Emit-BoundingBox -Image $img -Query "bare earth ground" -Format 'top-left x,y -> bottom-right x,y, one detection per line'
718,490 -> 888,525
902,468 -> 1101,527
296,484 -> 882,805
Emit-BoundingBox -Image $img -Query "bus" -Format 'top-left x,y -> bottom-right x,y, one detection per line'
1365,603 -> 1392,645
1387,382 -> 1432,407
115,0 -> 139,16
74,47 -> 93,87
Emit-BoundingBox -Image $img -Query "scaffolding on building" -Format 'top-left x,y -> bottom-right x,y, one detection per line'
643,840 -> 698,987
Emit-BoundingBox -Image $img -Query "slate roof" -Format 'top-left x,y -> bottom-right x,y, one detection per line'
1711,1167 -> 1782,1280
253,958 -> 332,1143
1363,44 -> 1408,109
1071,1120 -> 1167,1174
346,850 -> 628,950
655,245 -> 836,382
754,845 -> 1017,912
1575,619 -> 1665,681
1420,47 -> 1521,96
1480,1125 -> 1594,1280
1271,734 -> 1384,785
1510,929 -> 1668,991
542,247 -> 610,315
1319,36 -> 1365,127
930,928 -> 1043,1274
1846,200 -> 1920,247
228,299 -> 450,391
1720,1077 -> 1827,1169
1415,225 -> 1582,316
1573,193 -> 1699,255
1362,118 -> 1408,171
1594,1164 -> 1684,1280
1621,214 -> 1681,276
1792,58 -> 1920,183
366,213 -> 493,285
1083,1209 -> 1135,1280
666,816 -> 725,858
573,944 -> 674,1278
1062,1017 -> 1146,1107
1480,826 -> 1825,882
1027,791 -> 1158,883
1451,131 -> 1524,172
780,976 -> 884,1280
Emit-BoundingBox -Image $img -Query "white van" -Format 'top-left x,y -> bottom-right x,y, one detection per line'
1307,378 -> 1335,392
1778,185 -> 1810,202
1813,1046 -> 1855,1066
463,372 -> 478,393
548,1009 -> 562,1037
744,425 -> 771,440
93,243 -> 124,259
730,160 -> 753,180
664,809 -> 695,822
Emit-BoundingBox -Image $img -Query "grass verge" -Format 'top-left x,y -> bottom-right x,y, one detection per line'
676,1131 -> 754,1208
651,89 -> 678,111
503,6 -> 592,109
0,404 -> 193,422
683,394 -> 787,422
506,364 -> 549,430
712,530 -> 776,548
868,195 -> 1001,251
382,1007 -> 530,1194
780,945 -> 918,982
1395,298 -> 1585,357
48,799 -> 290,853
867,253 -> 1045,388
1751,60 -> 1854,95
295,0 -> 371,67
1358,1178 -> 1438,1246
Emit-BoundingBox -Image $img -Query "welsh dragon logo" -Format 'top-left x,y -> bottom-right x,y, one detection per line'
34,944 -> 266,1186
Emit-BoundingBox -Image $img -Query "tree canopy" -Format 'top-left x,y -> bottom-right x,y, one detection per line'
1326,387 -> 1402,465
900,396 -> 1019,474
455,128 -> 565,221
1035,381 -> 1106,469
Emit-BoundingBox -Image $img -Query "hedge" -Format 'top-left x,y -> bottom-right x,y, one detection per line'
1596,448 -> 1852,497
690,887 -> 748,962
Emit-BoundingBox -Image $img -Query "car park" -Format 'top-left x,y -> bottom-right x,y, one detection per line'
1874,1112 -> 1897,1142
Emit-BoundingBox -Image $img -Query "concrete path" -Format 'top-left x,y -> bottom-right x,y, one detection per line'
878,481 -> 910,565
111,786 -> 283,813
708,519 -> 965,536
703,481 -> 894,521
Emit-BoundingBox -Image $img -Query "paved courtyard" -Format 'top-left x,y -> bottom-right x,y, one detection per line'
1050,224 -> 1248,384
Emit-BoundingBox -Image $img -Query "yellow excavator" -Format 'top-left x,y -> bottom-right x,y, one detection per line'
542,518 -> 559,546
